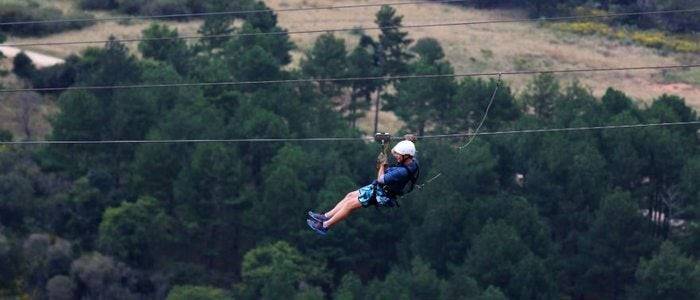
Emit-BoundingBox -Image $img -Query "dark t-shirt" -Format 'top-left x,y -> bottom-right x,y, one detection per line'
379,159 -> 419,197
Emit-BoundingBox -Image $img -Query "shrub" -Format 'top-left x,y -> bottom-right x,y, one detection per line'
81,0 -> 194,16
78,0 -> 117,10
0,129 -> 12,142
0,0 -> 95,36
142,0 -> 192,16
552,21 -> 700,53
12,51 -> 35,79
167,285 -> 228,300
553,21 -> 612,35
631,31 -> 666,48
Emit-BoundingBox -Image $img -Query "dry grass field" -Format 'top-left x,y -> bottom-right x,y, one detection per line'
266,0 -> 700,102
1,0 -> 699,136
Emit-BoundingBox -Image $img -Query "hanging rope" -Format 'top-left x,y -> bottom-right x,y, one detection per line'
417,74 -> 503,189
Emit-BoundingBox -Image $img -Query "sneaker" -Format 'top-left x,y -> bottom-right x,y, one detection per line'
307,219 -> 328,236
308,211 -> 329,222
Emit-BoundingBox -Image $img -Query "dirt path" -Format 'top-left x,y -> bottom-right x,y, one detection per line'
0,46 -> 64,68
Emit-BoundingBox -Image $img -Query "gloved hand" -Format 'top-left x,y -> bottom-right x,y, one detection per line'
377,152 -> 388,165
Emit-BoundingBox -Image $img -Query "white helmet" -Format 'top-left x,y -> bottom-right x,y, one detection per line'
392,140 -> 416,157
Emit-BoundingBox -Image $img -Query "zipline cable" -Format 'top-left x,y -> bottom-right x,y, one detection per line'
3,7 -> 700,48
2,121 -> 698,145
1,63 -> 698,93
0,0 -> 469,27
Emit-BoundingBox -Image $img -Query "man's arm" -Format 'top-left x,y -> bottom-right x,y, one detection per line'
377,163 -> 387,182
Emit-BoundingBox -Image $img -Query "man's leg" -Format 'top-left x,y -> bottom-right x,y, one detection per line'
325,191 -> 358,218
323,192 -> 362,228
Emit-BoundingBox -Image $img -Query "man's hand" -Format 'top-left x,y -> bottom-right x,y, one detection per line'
404,134 -> 417,142
377,152 -> 388,166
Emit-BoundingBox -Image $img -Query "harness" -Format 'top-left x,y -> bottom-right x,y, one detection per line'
371,162 -> 420,209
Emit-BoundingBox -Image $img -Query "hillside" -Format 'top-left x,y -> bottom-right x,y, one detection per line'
1,0 -> 699,136
2,2 -> 700,299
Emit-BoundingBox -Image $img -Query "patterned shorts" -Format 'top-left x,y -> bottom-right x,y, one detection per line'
357,184 -> 393,207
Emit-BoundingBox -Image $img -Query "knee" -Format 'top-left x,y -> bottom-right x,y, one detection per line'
346,197 -> 362,210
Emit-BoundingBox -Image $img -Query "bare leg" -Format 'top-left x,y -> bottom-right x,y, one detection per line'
324,193 -> 362,228
325,191 -> 358,218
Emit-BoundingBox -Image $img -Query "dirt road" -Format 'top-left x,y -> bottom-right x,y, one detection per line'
0,46 -> 64,68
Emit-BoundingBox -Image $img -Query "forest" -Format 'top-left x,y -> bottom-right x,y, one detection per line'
1,0 -> 700,299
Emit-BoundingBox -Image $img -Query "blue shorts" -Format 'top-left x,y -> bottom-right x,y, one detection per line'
357,184 -> 394,207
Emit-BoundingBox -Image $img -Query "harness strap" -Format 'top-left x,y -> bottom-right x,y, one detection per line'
400,163 -> 419,195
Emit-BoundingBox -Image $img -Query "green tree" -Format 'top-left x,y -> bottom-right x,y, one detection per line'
375,5 -> 413,77
580,191 -> 658,299
224,21 -> 294,70
139,23 -> 190,74
442,267 -> 481,300
370,5 -> 413,133
601,87 -> 635,116
522,73 -> 561,120
69,253 -> 144,299
410,38 -> 444,64
47,177 -> 110,249
467,220 -> 530,294
334,272 -> 365,300
21,234 -> 73,299
0,233 -> 20,293
236,242 -> 327,299
253,148 -> 310,239
345,43 -> 380,128
195,1 -> 240,50
167,285 -> 229,300
46,275 -> 76,300
172,143 -> 247,270
46,40 -> 147,184
365,257 -> 444,300
294,286 -> 324,300
681,156 -> 700,219
98,196 -> 172,268
386,39 -> 455,135
13,51 -> 35,79
0,129 -> 12,142
387,64 -> 455,135
130,99 -> 223,202
632,242 -> 700,299
0,167 -> 34,229
450,77 -> 519,132
552,81 -> 601,127
301,33 -> 348,98
478,286 -> 508,300
509,254 -> 558,300
243,1 -> 278,31
75,38 -> 141,88
601,112 -> 646,189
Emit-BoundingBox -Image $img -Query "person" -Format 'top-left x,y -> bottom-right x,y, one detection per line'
307,135 -> 419,236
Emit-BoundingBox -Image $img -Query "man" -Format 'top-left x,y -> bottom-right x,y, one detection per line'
307,136 -> 419,236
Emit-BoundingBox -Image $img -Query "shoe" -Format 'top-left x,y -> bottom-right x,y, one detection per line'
308,211 -> 329,222
307,219 -> 328,236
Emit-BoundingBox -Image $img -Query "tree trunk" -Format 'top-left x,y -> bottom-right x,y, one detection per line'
350,88 -> 357,129
374,86 -> 383,134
